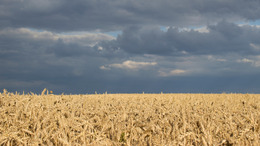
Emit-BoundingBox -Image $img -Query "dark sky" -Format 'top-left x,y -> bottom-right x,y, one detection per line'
1,0 -> 260,94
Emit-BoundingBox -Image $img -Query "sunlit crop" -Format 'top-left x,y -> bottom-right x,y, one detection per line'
0,89 -> 259,145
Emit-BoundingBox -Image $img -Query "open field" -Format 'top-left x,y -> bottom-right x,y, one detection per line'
0,90 -> 260,145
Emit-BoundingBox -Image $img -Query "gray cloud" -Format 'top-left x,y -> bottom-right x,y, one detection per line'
1,0 -> 260,31
2,22 -> 260,94
1,1 -> 260,94
99,21 -> 260,56
0,28 -> 115,93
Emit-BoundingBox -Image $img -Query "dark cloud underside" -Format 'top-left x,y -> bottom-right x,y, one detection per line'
1,0 -> 260,93
1,0 -> 260,31
100,21 -> 260,55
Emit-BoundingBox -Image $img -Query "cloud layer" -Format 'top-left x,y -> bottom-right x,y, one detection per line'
1,0 -> 260,31
99,21 -> 260,56
1,1 -> 260,93
101,60 -> 157,70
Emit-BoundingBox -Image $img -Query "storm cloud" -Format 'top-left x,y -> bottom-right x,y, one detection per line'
1,0 -> 260,31
1,0 -> 260,93
99,21 -> 260,56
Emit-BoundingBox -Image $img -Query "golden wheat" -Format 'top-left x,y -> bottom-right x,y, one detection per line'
0,90 -> 259,145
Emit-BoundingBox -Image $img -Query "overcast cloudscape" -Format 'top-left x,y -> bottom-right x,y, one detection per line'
1,0 -> 260,94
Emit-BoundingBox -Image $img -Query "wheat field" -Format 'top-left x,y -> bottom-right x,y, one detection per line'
0,89 -> 259,145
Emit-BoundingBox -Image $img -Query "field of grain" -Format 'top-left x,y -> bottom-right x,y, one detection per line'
0,89 -> 259,145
